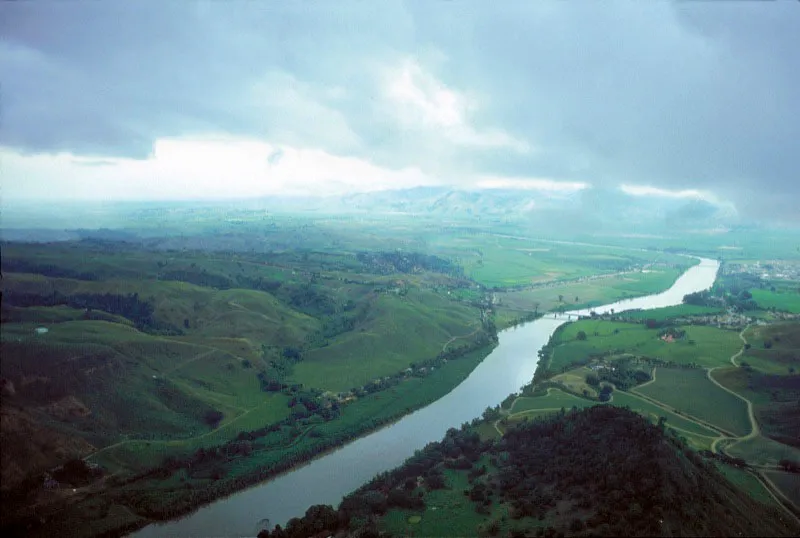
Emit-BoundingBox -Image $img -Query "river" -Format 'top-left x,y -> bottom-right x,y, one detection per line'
133,257 -> 719,538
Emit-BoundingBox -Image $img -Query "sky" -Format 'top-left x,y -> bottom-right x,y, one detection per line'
1,1 -> 798,222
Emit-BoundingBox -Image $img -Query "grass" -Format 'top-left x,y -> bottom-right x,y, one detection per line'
636,367 -> 751,437
716,464 -> 782,509
608,391 -> 720,439
742,322 -> 800,375
619,304 -> 725,321
496,268 -> 684,313
751,287 -> 800,314
764,470 -> 800,509
727,434 -> 800,467
547,321 -> 742,372
294,290 -> 481,392
510,389 -> 596,414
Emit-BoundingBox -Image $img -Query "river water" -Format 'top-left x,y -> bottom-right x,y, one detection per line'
134,257 -> 719,538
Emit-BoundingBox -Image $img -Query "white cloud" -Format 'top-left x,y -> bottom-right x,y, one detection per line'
475,176 -> 588,193
1,137 -> 440,201
620,184 -> 711,200
383,58 -> 530,152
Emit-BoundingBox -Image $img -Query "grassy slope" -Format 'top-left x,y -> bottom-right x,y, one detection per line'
295,290 -> 481,391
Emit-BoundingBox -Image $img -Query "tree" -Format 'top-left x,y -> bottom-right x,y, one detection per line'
576,330 -> 587,341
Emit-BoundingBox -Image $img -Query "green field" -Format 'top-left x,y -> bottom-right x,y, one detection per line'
609,390 -> 719,440
547,320 -> 742,372
751,287 -> 800,314
496,267 -> 685,314
510,389 -> 596,414
716,464 -> 783,509
764,470 -> 800,509
636,367 -> 751,437
727,435 -> 800,468
742,322 -> 800,375
294,290 -> 482,392
619,304 -> 725,321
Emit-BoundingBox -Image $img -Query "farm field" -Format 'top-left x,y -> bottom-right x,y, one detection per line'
764,470 -> 800,509
635,367 -> 752,437
426,233 -> 692,289
608,390 -> 719,442
741,322 -> 800,375
727,434 -> 800,468
509,389 -> 596,414
546,320 -> 741,373
750,287 -> 800,314
716,464 -> 783,509
496,267 -> 685,314
618,304 -> 725,321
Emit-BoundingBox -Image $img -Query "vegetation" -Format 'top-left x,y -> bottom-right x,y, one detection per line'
253,407 -> 798,538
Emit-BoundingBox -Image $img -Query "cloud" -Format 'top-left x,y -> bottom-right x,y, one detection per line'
0,138 -> 439,201
0,1 -> 798,222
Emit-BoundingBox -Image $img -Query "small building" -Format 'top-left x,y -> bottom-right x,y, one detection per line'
35,327 -> 49,335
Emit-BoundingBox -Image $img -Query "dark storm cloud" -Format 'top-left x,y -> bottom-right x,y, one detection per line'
0,1 -> 797,220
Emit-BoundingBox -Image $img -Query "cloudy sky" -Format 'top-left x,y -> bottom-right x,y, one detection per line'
1,1 -> 798,221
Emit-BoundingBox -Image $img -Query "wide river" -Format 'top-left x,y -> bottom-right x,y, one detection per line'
134,257 -> 719,538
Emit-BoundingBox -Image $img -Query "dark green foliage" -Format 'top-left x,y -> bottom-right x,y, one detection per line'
356,251 -> 463,276
0,258 -> 99,280
319,407 -> 798,537
2,290 -> 181,334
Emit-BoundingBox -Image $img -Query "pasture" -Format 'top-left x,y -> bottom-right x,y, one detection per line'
764,470 -> 800,508
496,267 -> 684,314
716,465 -> 782,509
510,388 -> 596,414
608,391 -> 720,440
619,304 -> 725,321
742,321 -> 800,375
751,286 -> 800,314
547,321 -> 742,373
293,290 -> 481,392
635,367 -> 751,437
727,434 -> 800,468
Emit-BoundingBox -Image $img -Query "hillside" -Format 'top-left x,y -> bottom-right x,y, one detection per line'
263,407 -> 798,538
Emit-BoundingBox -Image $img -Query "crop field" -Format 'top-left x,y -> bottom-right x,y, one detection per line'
619,304 -> 725,321
547,321 -> 742,372
608,391 -> 720,439
727,434 -> 800,467
716,465 -> 782,509
426,232 -> 691,289
496,267 -> 685,314
742,322 -> 800,375
510,388 -> 596,414
751,286 -> 800,314
635,367 -> 751,436
764,470 -> 800,508
550,366 -> 599,397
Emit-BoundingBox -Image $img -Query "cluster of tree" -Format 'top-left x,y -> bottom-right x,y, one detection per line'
356,251 -> 463,276
49,458 -> 104,487
253,406 -> 797,538
586,361 -> 651,391
160,268 -> 234,290
0,259 -> 100,281
683,287 -> 758,312
3,290 -> 182,334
